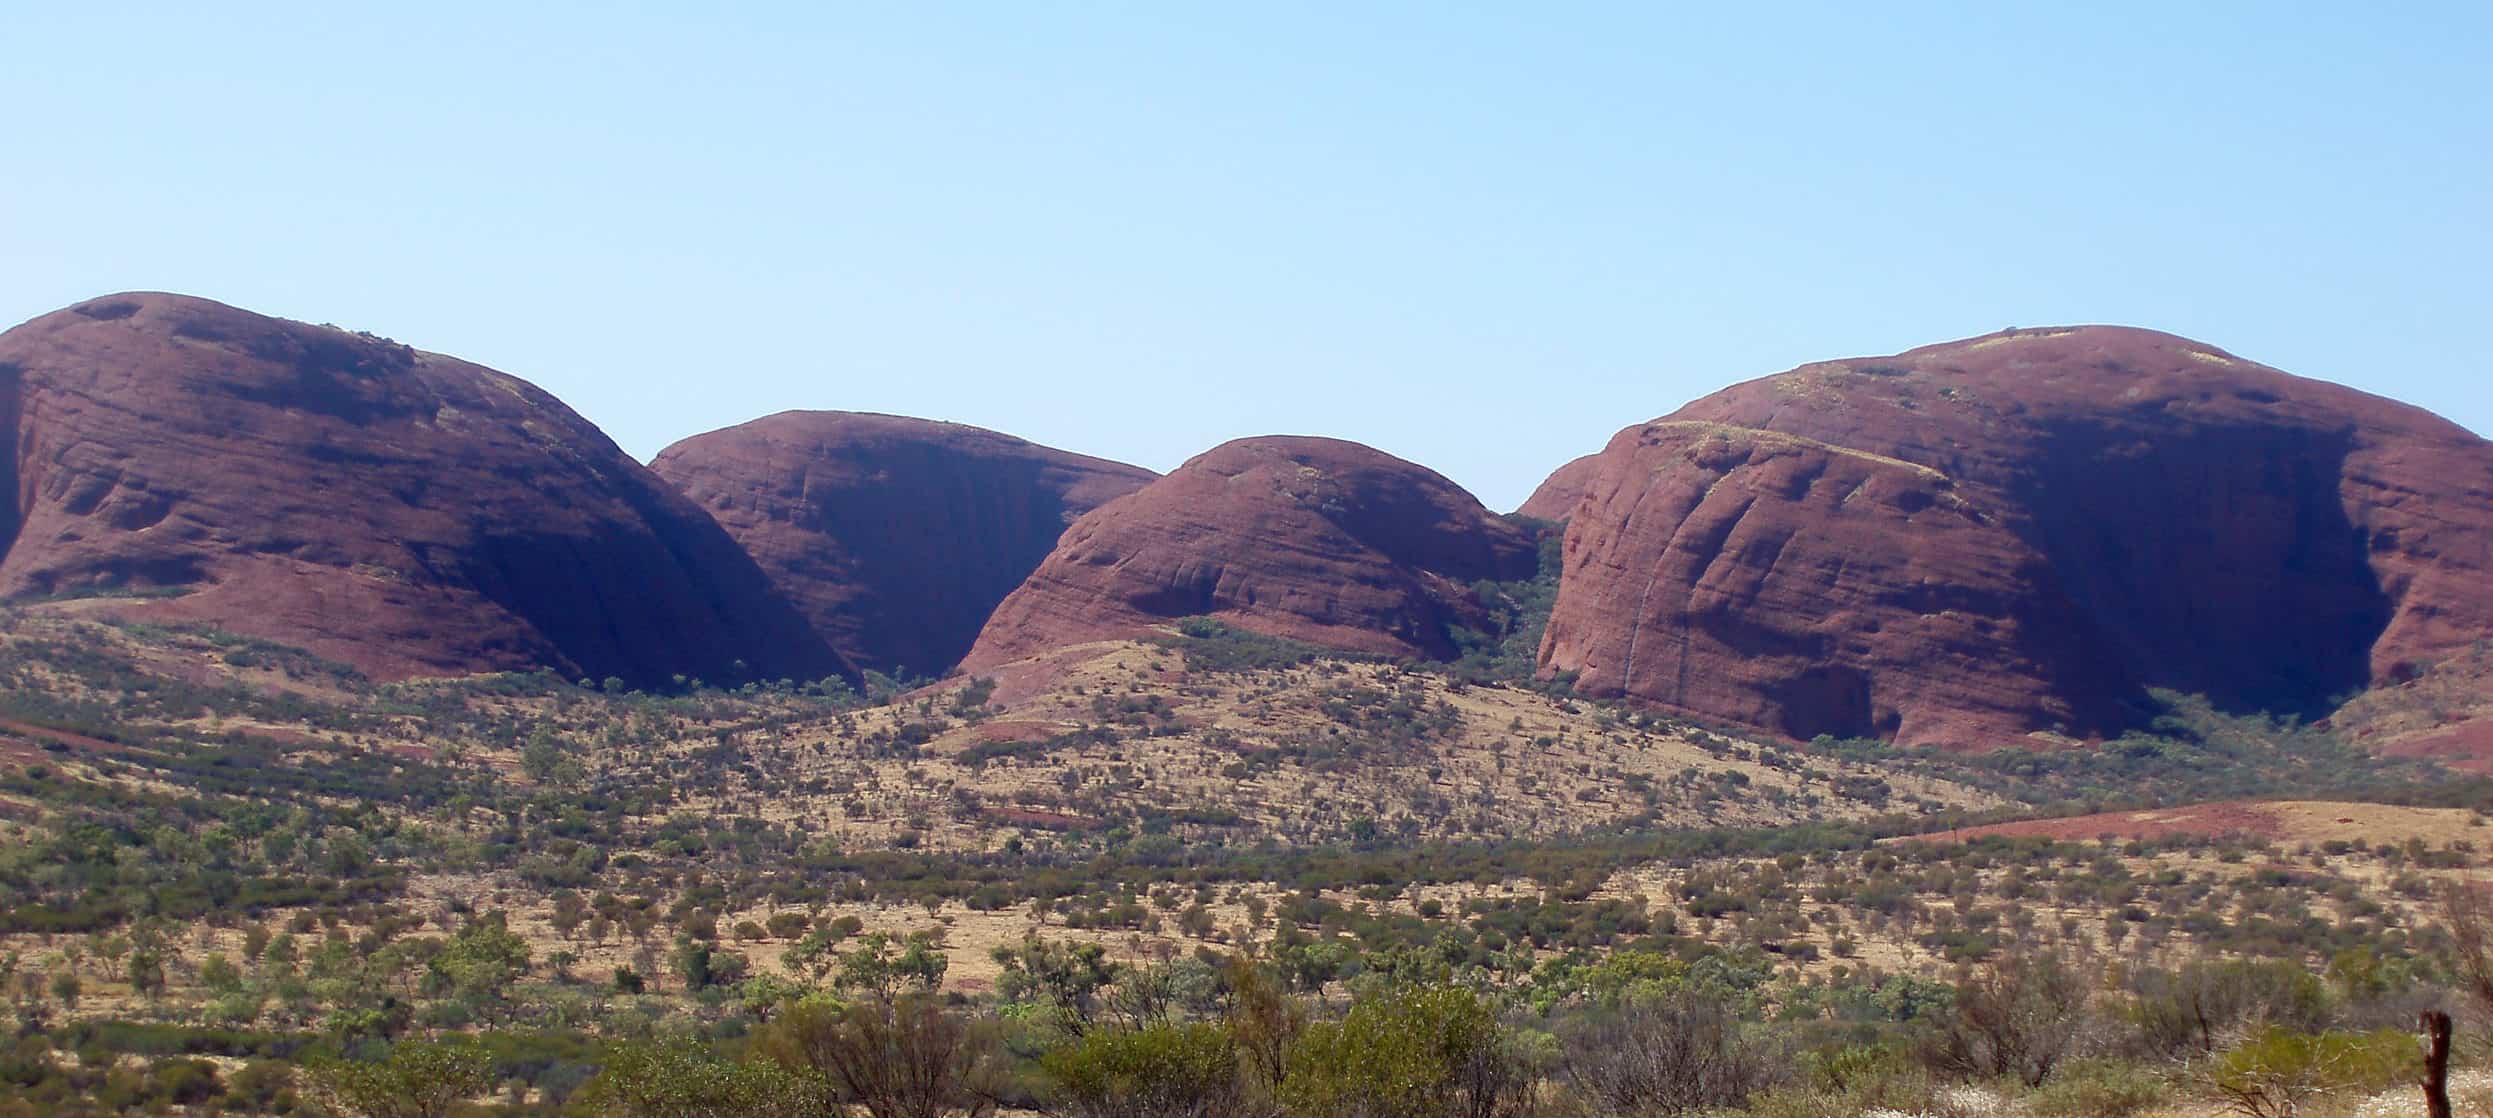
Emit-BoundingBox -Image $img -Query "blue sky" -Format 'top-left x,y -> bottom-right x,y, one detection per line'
3,3 -> 2484,510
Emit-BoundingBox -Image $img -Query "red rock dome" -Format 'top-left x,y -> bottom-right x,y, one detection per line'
651,411 -> 1154,678
1539,326 -> 2493,749
963,435 -> 1538,669
0,293 -> 851,688
1515,453 -> 1601,521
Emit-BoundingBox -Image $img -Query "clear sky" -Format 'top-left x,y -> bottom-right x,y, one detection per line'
3,3 -> 2484,510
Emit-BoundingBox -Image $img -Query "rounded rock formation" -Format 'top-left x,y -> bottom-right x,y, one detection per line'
651,412 -> 1155,678
0,293 -> 852,689
1539,326 -> 2493,749
1515,453 -> 1601,521
962,436 -> 1539,669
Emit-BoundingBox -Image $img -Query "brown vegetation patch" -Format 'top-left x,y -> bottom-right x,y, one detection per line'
0,716 -> 132,754
1902,799 -> 2487,848
963,720 -> 1060,745
983,806 -> 1102,831
1910,801 -> 2293,844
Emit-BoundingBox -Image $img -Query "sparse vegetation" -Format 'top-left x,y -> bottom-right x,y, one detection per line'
0,609 -> 2489,1115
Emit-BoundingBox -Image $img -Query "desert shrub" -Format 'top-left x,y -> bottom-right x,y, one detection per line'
993,936 -> 1119,1034
576,1038 -> 826,1117
1745,1045 -> 1938,1118
2023,1058 -> 2166,1118
1925,949 -> 2095,1086
2442,880 -> 2493,1018
830,932 -> 949,999
304,1036 -> 496,1118
1225,959 -> 1306,1094
1557,986 -> 1780,1115
960,727 -> 1115,768
1041,1022 -> 1243,1118
754,994 -> 1006,1118
2128,957 -> 2328,1059
148,1058 -> 226,1106
2208,1026 -> 2416,1118
1280,983 -> 1533,1118
1158,619 -> 1343,673
228,1059 -> 297,1113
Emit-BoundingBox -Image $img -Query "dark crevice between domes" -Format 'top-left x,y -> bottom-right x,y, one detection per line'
805,450 -> 1089,678
2007,419 -> 2392,722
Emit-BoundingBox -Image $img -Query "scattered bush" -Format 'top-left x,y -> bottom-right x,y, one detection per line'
1042,1022 -> 1243,1118
1280,984 -> 1534,1118
1559,986 -> 1780,1115
2023,1058 -> 2167,1118
2208,1026 -> 2417,1118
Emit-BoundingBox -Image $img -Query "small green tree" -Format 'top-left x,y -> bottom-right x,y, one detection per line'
1927,949 -> 2093,1087
305,1037 -> 495,1118
577,1038 -> 825,1118
520,725 -> 566,783
200,953 -> 245,995
426,912 -> 531,1015
783,918 -> 868,982
833,932 -> 948,1000
675,938 -> 718,991
93,934 -> 130,981
2130,957 -> 2327,1060
755,994 -> 1004,1118
1559,985 -> 1778,1115
230,1060 -> 296,1113
1042,1022 -> 1243,1118
993,936 -> 1119,1035
127,945 -> 168,1000
49,969 -> 81,1010
739,974 -> 806,1022
1225,959 -> 1305,1096
151,1058 -> 227,1107
1280,984 -> 1532,1118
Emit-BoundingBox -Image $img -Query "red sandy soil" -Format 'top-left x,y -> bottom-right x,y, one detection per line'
1909,801 -> 2297,844
1897,799 -> 2484,847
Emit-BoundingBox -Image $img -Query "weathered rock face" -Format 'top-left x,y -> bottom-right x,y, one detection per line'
1515,453 -> 1600,521
0,293 -> 852,688
650,412 -> 1155,678
1540,326 -> 2493,749
2324,646 -> 2493,773
963,436 -> 1540,669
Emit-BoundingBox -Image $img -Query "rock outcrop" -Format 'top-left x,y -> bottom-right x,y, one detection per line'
1539,326 -> 2493,749
651,412 -> 1155,678
963,436 -> 1539,669
0,293 -> 851,688
1515,453 -> 1600,521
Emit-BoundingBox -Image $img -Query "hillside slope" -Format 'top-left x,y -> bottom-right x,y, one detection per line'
653,411 -> 1153,678
0,293 -> 850,688
964,436 -> 1540,670
1540,326 -> 2493,750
